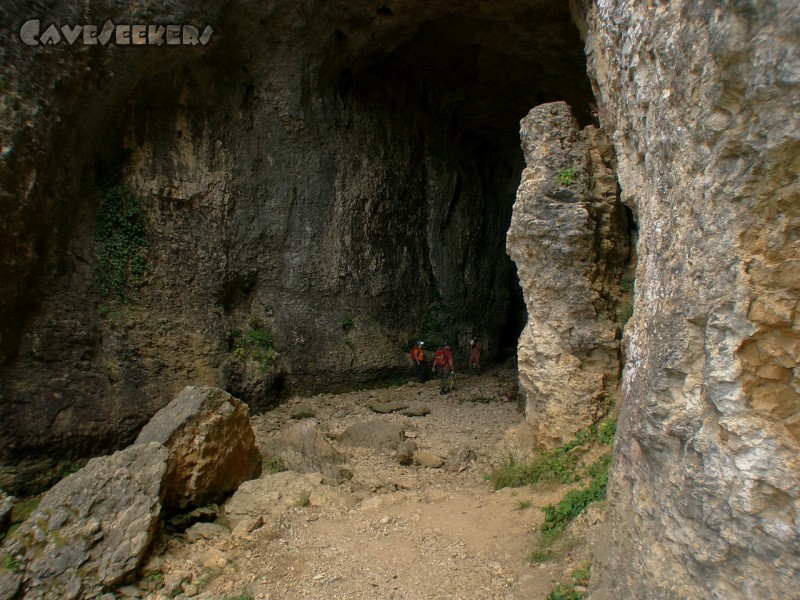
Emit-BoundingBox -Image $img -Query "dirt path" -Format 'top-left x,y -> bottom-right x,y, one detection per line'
141,367 -> 601,599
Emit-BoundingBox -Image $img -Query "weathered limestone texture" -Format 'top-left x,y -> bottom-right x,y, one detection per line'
135,386 -> 262,510
576,0 -> 800,597
508,102 -> 629,447
3,443 -> 168,599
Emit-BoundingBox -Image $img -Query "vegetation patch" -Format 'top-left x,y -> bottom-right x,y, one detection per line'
59,462 -> 84,479
223,593 -> 255,600
597,417 -> 616,446
296,490 -> 312,508
143,570 -> 164,583
528,530 -> 582,564
419,288 -> 449,347
261,455 -> 286,474
232,317 -> 278,374
490,417 -> 615,566
556,166 -> 579,186
95,183 -> 148,301
340,315 -> 353,333
10,497 -> 41,526
487,421 -> 613,491
547,561 -> 591,599
541,454 -> 611,535
2,552 -> 20,573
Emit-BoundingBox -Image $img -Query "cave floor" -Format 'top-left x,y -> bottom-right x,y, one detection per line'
142,366 -> 603,599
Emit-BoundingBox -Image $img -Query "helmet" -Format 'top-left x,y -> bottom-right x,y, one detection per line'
417,341 -> 424,346
444,343 -> 450,348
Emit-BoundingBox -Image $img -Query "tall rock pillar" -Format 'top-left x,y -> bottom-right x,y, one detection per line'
507,102 -> 629,448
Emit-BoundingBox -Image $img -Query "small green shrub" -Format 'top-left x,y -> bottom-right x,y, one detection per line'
10,497 -> 41,525
556,166 -> 579,186
232,318 -> 278,374
616,302 -> 634,329
620,275 -> 634,294
261,455 -> 286,474
95,184 -> 148,301
195,567 -> 216,590
616,275 -> 635,329
60,462 -> 83,479
541,454 -> 610,534
598,418 -> 617,445
528,548 -> 553,563
143,570 -> 164,582
528,531 -> 581,564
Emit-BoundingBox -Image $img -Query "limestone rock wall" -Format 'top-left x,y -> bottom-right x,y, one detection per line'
576,0 -> 800,597
507,102 -> 629,447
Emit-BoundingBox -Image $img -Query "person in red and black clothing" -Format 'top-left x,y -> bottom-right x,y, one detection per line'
433,343 -> 455,395
410,341 -> 426,383
469,336 -> 483,373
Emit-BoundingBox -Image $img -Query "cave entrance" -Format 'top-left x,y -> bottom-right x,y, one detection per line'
328,2 -> 594,363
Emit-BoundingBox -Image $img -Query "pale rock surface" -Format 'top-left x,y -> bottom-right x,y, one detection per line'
412,451 -> 446,468
0,572 -> 21,600
261,419 -> 349,484
135,386 -> 262,510
507,101 -> 628,447
576,0 -> 800,597
3,443 -> 167,599
338,420 -> 407,451
224,471 -> 355,531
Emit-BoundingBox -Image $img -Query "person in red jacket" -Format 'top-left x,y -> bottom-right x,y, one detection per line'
410,341 -> 426,383
469,336 -> 483,373
433,343 -> 455,395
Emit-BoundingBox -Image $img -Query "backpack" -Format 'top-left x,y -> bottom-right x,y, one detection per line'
433,348 -> 447,367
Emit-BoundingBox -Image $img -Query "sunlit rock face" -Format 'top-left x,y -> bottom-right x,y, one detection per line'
508,101 -> 629,448
576,0 -> 800,597
0,0 -> 593,493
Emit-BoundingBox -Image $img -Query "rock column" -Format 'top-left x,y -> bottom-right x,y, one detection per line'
507,102 -> 628,447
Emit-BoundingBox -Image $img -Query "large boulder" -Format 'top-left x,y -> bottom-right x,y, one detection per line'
338,420 -> 407,451
224,471 -> 355,531
3,443 -> 167,600
262,420 -> 348,484
135,386 -> 262,511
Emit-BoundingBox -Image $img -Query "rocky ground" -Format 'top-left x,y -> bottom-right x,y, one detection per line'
126,365 -> 604,600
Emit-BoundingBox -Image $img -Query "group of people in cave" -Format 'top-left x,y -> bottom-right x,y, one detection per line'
409,336 -> 483,395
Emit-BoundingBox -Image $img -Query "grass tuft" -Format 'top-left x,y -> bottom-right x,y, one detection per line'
487,422 -> 612,491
